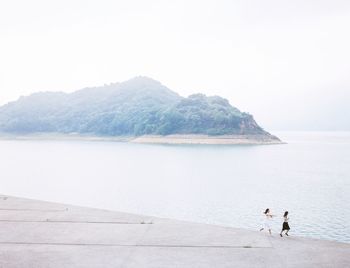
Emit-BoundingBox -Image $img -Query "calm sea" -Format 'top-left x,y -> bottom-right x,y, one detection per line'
1,131 -> 349,243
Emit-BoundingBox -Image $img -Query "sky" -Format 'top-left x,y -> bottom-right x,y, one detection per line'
0,0 -> 350,130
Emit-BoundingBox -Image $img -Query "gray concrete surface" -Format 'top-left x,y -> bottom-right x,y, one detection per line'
0,195 -> 349,268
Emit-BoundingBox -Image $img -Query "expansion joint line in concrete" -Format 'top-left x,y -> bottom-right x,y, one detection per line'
0,241 -> 272,249
0,208 -> 67,212
0,219 -> 153,224
120,218 -> 154,268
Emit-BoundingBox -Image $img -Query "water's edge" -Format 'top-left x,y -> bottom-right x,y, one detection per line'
0,133 -> 283,145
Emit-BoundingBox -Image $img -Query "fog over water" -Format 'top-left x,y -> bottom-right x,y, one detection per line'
1,131 -> 349,243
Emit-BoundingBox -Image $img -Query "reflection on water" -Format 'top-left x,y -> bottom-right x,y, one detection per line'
1,131 -> 349,243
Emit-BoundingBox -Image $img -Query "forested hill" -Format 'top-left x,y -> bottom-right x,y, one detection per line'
0,77 -> 275,137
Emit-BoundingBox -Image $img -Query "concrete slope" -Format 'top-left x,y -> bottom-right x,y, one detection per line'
0,195 -> 349,268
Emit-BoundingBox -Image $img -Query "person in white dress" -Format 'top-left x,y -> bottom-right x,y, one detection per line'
259,208 -> 275,234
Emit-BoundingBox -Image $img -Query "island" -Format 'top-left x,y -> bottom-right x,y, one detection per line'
0,76 -> 281,144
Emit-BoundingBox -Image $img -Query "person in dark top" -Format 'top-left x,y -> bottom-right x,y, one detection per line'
280,211 -> 290,237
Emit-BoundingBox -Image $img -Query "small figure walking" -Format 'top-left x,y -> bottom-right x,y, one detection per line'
280,211 -> 290,237
259,208 -> 274,235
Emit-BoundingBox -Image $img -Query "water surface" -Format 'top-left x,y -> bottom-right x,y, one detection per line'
1,131 -> 349,243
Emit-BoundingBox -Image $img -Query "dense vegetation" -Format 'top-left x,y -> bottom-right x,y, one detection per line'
0,77 -> 269,136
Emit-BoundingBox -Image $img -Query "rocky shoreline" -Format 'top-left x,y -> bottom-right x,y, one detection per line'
0,133 -> 283,145
131,134 -> 283,145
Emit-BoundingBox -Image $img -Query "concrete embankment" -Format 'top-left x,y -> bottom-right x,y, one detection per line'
0,195 -> 348,267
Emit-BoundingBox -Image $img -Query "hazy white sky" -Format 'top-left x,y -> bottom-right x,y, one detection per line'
1,0 -> 350,130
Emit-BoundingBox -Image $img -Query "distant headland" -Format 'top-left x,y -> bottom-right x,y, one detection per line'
0,76 -> 281,145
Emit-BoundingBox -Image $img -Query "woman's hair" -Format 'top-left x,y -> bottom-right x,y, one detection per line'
284,211 -> 289,217
264,208 -> 270,214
